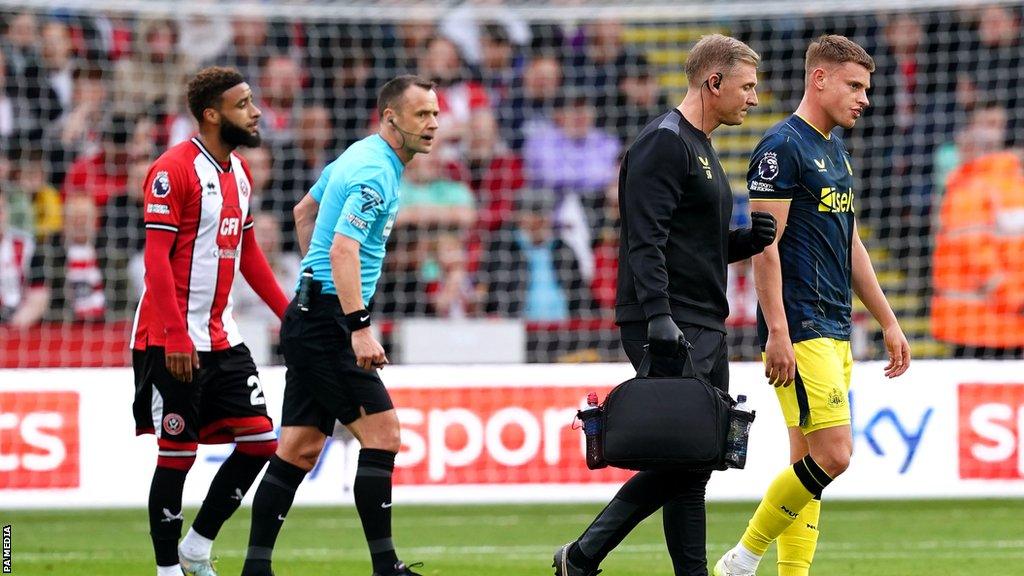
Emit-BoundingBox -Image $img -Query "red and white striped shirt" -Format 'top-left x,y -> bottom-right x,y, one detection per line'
131,138 -> 255,352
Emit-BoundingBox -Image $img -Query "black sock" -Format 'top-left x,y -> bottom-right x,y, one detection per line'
354,448 -> 399,574
241,456 -> 307,576
149,466 -> 189,567
571,469 -> 683,567
192,450 -> 270,539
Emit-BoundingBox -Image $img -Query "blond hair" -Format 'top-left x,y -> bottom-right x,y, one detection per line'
805,35 -> 875,74
685,34 -> 760,87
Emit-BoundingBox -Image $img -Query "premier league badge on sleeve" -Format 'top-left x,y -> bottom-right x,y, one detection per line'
152,171 -> 171,198
757,152 -> 779,181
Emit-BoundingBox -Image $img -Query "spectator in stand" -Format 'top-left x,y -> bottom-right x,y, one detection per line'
2,11 -> 48,136
429,231 -> 478,318
52,194 -> 106,321
523,91 -> 620,198
17,150 -> 63,242
567,18 -> 640,127
418,36 -> 490,149
479,189 -> 592,320
39,20 -> 73,128
257,54 -> 303,147
477,23 -> 523,135
466,109 -> 524,235
0,45 -> 39,154
397,144 -> 475,231
58,64 -> 108,169
98,153 -> 150,307
327,49 -> 377,148
214,15 -> 272,85
438,0 -> 531,67
523,90 -> 620,274
0,188 -> 49,328
176,12 -> 232,69
384,20 -> 436,74
0,151 -> 34,237
932,101 -> 1024,359
609,52 -> 669,144
113,18 -> 189,121
970,5 -> 1019,144
63,112 -> 133,209
506,54 -> 562,149
264,105 -> 333,252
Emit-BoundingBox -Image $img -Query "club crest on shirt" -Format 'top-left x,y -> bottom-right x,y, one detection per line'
152,171 -> 171,198
757,152 -> 779,181
239,178 -> 250,198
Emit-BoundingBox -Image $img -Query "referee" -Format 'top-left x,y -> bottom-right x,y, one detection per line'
240,75 -> 437,576
554,35 -> 777,576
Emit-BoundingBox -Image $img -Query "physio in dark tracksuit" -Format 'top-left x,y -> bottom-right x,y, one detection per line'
553,34 -> 777,576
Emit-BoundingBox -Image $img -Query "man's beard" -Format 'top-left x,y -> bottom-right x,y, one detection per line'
220,118 -> 261,148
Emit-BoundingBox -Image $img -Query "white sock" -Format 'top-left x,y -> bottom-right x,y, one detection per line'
179,527 -> 213,559
732,544 -> 762,571
156,564 -> 183,576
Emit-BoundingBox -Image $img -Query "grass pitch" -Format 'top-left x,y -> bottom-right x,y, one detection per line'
4,499 -> 1022,575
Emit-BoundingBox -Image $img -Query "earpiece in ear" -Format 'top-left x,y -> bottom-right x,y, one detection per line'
712,74 -> 722,90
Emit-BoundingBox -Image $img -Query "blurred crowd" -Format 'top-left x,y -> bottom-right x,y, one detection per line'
0,3 -> 1022,360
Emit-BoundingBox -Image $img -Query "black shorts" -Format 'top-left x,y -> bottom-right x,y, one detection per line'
619,321 -> 729,394
132,343 -> 273,444
279,293 -> 394,435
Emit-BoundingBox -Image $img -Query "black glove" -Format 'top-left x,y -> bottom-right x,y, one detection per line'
647,314 -> 684,357
749,211 -> 777,252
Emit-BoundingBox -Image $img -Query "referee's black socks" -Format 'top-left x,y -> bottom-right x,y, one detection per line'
242,455 -> 307,576
355,448 -> 400,574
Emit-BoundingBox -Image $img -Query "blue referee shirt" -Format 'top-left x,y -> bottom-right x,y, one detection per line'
298,134 -> 404,304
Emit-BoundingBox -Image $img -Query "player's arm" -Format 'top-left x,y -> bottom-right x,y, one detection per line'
331,181 -> 389,370
851,219 -> 910,378
750,200 -> 795,387
239,223 -> 290,319
293,192 -> 319,257
747,138 -> 800,386
142,163 -> 197,382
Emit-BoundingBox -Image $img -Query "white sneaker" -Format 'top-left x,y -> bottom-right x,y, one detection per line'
713,548 -> 756,576
178,545 -> 218,576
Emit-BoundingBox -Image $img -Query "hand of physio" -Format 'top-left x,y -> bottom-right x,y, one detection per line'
749,211 -> 777,251
647,313 -> 684,357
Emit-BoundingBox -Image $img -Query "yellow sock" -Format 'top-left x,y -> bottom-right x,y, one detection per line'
739,464 -> 820,556
777,497 -> 821,575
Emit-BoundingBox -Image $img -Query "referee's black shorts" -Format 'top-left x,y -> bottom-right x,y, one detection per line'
278,291 -> 394,435
619,321 -> 729,394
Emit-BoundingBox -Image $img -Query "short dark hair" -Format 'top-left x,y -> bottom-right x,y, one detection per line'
377,75 -> 435,119
805,35 -> 875,74
186,66 -> 246,123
